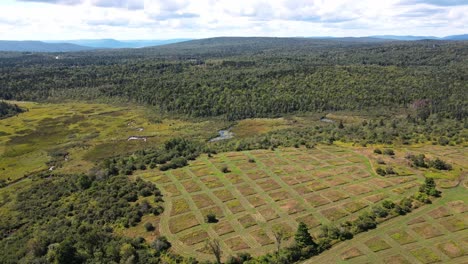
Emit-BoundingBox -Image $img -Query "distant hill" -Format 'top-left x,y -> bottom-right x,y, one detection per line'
46,39 -> 192,49
441,34 -> 468,40
0,41 -> 94,52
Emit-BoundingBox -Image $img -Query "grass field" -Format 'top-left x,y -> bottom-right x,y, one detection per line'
1,101 -> 466,263
0,101 -> 227,182
305,185 -> 467,264
134,145 -> 429,260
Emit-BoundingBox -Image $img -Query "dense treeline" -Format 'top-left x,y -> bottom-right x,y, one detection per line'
0,38 -> 466,120
0,173 -> 171,264
0,101 -> 23,119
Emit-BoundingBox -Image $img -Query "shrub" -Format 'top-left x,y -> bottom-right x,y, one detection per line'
376,167 -> 386,176
373,148 -> 382,154
248,158 -> 256,163
385,167 -> 396,175
429,158 -> 452,170
383,149 -> 395,156
206,213 -> 218,223
144,222 -> 155,232
221,166 -> 230,173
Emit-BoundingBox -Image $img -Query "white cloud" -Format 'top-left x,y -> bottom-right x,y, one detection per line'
0,0 -> 466,40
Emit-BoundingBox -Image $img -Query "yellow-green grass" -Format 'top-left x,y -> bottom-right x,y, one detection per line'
305,184 -> 468,264
135,145 -> 427,260
0,101 -> 227,182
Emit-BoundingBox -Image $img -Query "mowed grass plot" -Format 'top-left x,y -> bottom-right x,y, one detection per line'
305,184 -> 468,264
135,145 -> 426,259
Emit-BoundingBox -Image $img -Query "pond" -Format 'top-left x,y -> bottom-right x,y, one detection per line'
209,129 -> 234,142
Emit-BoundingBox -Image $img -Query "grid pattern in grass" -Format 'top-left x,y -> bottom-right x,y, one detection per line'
137,145 -> 422,259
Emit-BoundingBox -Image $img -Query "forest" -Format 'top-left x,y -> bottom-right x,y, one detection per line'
0,38 -> 467,264
0,38 -> 466,120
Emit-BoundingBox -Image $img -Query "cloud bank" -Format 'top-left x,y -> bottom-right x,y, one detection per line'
1,0 -> 466,40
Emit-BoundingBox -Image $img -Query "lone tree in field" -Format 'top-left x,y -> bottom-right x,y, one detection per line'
419,177 -> 441,197
273,227 -> 286,256
205,212 -> 218,223
206,239 -> 222,264
294,222 -> 316,248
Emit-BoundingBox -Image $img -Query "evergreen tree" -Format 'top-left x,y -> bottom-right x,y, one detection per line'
294,222 -> 316,248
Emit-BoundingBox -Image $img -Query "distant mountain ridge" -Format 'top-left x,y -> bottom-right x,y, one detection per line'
45,39 -> 192,49
0,35 -> 466,52
0,41 -> 94,52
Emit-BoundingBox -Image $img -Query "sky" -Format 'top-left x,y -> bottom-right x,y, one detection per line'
0,0 -> 467,40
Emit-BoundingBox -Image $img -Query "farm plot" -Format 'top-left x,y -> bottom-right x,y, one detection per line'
136,145 -> 423,260
305,185 -> 468,264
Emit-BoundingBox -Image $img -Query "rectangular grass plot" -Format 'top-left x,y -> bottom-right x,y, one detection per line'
200,176 -> 224,189
412,223 -> 444,239
364,193 -> 388,203
251,229 -> 274,246
364,237 -> 391,252
280,200 -> 305,215
340,247 -> 364,260
172,170 -> 192,180
304,194 -> 330,207
238,214 -> 257,229
306,180 -> 329,191
213,189 -> 235,202
181,229 -> 209,245
171,197 -> 192,216
226,199 -> 246,214
429,206 -> 453,219
269,190 -> 292,201
225,173 -> 244,185
246,195 -> 267,208
388,230 -> 416,245
192,193 -> 214,209
320,206 -> 348,221
321,189 -> 349,202
343,184 -> 372,196
181,180 -> 202,193
213,220 -> 235,236
246,170 -> 270,180
225,236 -> 250,251
238,184 -> 257,196
368,178 -> 393,188
295,214 -> 320,228
438,217 -> 466,232
162,183 -> 182,196
259,207 -> 280,221
410,248 -> 442,264
169,213 -> 200,233
342,200 -> 369,213
257,179 -> 281,192
446,200 -> 468,214
437,241 -> 465,258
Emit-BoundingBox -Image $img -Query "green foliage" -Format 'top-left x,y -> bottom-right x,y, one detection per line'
144,222 -> 155,232
1,39 -> 467,121
373,148 -> 382,154
428,158 -> 452,170
0,173 -> 165,263
419,177 -> 441,197
0,101 -> 24,119
294,222 -> 316,248
383,149 -> 395,156
205,213 -> 218,223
